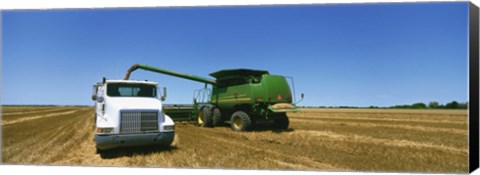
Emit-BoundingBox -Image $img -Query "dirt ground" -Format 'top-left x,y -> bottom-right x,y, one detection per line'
1,106 -> 468,173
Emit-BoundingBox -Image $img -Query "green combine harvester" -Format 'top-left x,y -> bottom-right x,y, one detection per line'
124,64 -> 303,131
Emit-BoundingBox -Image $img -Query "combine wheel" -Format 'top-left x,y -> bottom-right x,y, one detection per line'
212,108 -> 222,126
230,111 -> 251,131
197,107 -> 213,127
272,113 -> 289,130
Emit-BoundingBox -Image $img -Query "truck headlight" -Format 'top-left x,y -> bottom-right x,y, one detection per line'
96,127 -> 114,134
163,125 -> 174,131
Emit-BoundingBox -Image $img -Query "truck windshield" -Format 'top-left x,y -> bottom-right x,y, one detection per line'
107,83 -> 157,97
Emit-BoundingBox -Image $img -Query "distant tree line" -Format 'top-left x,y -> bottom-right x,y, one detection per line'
389,101 -> 467,109
300,101 -> 468,109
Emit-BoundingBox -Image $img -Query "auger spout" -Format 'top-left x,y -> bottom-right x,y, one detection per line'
124,64 -> 217,85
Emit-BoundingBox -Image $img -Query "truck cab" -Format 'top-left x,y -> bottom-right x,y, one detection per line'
92,79 -> 175,151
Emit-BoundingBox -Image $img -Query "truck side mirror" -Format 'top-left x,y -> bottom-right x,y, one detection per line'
160,87 -> 167,101
97,96 -> 104,103
92,85 -> 98,101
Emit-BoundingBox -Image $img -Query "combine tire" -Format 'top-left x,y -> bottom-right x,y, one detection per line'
212,108 -> 222,126
272,113 -> 289,130
198,107 -> 213,127
230,111 -> 251,131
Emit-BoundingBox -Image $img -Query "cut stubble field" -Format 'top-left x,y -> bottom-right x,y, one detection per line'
1,107 -> 468,173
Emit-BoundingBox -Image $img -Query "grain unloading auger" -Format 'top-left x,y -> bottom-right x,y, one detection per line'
125,64 -> 303,131
125,64 -> 216,85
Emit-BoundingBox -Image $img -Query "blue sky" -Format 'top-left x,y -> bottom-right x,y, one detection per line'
2,2 -> 469,107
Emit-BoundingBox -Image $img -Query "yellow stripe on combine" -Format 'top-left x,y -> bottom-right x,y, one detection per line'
216,98 -> 251,102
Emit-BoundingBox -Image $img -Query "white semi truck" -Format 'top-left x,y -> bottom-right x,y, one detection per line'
91,78 -> 175,152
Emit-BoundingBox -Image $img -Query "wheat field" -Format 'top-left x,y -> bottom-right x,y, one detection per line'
1,106 -> 468,173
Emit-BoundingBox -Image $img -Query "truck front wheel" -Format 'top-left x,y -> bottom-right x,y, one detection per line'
96,147 -> 104,154
230,111 -> 251,131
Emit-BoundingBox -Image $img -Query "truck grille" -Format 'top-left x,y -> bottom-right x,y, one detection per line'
120,110 -> 159,134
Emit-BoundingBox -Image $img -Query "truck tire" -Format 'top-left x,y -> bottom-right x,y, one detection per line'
198,107 -> 213,127
96,147 -> 103,154
212,107 -> 222,126
230,111 -> 251,131
272,113 -> 289,130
